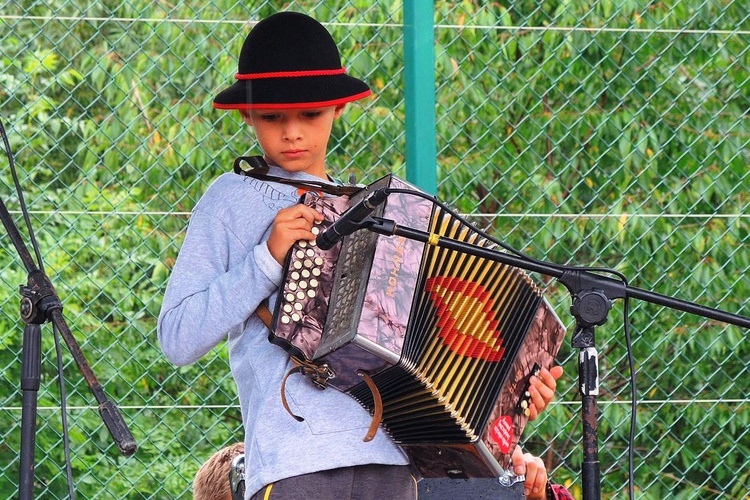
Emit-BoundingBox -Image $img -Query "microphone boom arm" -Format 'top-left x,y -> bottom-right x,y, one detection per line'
366,216 -> 750,328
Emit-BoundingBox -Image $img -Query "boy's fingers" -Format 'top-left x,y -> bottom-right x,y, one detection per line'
527,365 -> 564,420
523,454 -> 547,499
511,445 -> 525,475
538,366 -> 563,389
276,204 -> 323,225
528,376 -> 553,404
280,218 -> 318,233
530,376 -> 554,400
528,388 -> 541,420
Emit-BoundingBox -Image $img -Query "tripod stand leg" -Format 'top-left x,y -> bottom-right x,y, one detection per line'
20,323 -> 42,500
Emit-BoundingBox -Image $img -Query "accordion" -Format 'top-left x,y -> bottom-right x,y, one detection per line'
269,174 -> 566,478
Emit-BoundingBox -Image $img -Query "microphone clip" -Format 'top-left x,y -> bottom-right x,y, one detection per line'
315,187 -> 390,250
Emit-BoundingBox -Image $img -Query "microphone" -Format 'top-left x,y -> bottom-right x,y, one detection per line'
316,188 -> 389,250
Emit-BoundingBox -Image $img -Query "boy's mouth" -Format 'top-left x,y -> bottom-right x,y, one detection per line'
282,149 -> 306,159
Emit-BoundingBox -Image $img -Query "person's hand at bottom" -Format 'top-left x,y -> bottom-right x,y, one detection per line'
511,445 -> 548,500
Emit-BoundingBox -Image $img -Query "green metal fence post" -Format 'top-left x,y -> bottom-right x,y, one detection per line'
403,0 -> 437,194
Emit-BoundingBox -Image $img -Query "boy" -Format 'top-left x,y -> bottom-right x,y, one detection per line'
159,11 -> 567,500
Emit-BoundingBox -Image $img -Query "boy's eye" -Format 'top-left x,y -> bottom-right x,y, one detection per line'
303,111 -> 323,119
259,113 -> 280,121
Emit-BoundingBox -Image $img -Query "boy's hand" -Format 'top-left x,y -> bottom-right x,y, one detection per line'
528,365 -> 564,421
511,445 -> 548,499
267,204 -> 324,264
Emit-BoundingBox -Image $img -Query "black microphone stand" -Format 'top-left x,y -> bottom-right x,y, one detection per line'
1,162 -> 137,499
348,214 -> 750,500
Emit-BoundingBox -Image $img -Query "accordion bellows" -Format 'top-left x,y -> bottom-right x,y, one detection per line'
270,175 -> 566,478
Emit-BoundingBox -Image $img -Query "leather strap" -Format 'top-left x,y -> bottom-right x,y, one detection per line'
357,369 -> 383,442
256,299 -> 273,329
233,156 -> 362,197
280,357 -> 335,421
280,364 -> 306,423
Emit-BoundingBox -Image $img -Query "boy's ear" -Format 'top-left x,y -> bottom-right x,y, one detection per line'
239,109 -> 253,126
333,104 -> 347,119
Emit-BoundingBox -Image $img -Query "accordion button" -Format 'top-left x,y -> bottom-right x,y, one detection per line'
299,281 -> 308,289
309,279 -> 319,288
301,269 -> 311,279
314,257 -> 324,266
307,290 -> 316,298
288,282 -> 298,291
281,316 -> 290,324
299,241 -> 307,248
293,261 -> 303,270
296,250 -> 305,259
306,249 -> 315,257
291,313 -> 301,322
296,291 -> 306,300
291,271 -> 300,280
283,304 -> 293,313
294,302 -> 303,311
312,268 -> 321,277
311,226 -> 320,235
286,293 -> 295,302
303,259 -> 313,268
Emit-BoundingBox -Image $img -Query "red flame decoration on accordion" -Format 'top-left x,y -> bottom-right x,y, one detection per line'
425,276 -> 506,362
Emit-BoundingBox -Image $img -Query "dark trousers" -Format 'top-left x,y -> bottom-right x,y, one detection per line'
250,464 -> 417,500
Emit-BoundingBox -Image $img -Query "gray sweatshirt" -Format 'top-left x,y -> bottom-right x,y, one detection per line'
157,166 -> 409,499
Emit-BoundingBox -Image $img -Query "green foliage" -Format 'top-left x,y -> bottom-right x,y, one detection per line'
0,1 -> 748,498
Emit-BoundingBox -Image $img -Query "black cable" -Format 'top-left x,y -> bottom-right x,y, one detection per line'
0,119 -> 77,497
53,324 -> 77,500
384,186 -> 637,498
1,122 -> 45,272
623,297 -> 635,500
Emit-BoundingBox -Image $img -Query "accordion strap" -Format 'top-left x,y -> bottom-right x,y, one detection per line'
280,357 -> 334,422
255,299 -> 274,330
233,156 -> 362,197
255,299 -> 384,442
356,370 -> 383,442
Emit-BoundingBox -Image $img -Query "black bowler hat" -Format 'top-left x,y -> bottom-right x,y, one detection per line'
213,12 -> 371,110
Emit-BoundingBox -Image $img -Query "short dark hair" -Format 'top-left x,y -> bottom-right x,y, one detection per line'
193,442 -> 245,500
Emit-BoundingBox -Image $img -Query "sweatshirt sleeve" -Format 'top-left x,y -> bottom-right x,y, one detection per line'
157,205 -> 281,366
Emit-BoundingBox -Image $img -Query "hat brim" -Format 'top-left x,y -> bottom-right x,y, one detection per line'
213,74 -> 371,110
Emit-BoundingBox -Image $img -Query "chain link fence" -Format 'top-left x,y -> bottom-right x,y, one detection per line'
1,1 -> 748,498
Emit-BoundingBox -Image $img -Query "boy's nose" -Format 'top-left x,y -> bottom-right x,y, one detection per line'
283,122 -> 303,142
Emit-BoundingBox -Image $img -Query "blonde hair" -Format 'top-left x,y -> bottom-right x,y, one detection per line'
193,442 -> 245,500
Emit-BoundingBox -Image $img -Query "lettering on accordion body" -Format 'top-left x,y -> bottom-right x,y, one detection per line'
385,236 -> 407,298
489,415 -> 514,454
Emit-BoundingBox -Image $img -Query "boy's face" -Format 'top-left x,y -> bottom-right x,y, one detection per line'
242,105 -> 345,179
